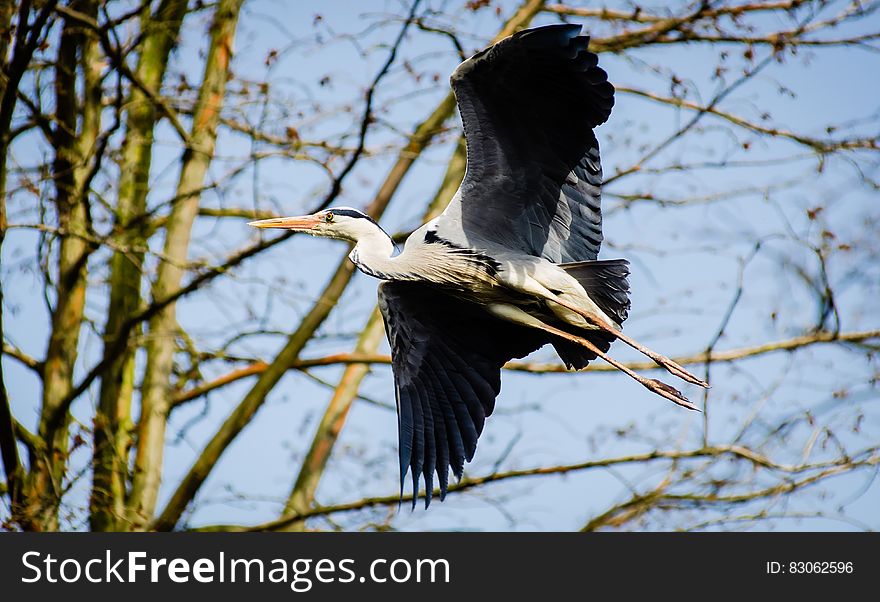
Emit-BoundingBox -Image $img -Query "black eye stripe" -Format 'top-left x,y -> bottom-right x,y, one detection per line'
332,208 -> 369,220
326,208 -> 393,241
331,209 -> 383,229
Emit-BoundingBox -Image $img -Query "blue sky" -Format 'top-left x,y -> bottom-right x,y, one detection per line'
3,0 -> 879,530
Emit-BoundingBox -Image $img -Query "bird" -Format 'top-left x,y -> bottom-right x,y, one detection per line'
249,24 -> 709,507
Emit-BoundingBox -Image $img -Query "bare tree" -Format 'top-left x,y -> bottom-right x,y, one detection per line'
1,0 -> 878,532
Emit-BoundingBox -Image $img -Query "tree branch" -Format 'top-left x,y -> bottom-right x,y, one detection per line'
618,86 -> 878,153
172,329 -> 880,406
1,342 -> 43,373
191,443 -> 878,531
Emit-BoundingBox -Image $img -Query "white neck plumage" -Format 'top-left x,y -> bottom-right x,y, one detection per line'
342,216 -> 496,289
346,222 -> 405,281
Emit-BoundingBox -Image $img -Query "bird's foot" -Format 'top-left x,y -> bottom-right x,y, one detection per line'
645,379 -> 699,411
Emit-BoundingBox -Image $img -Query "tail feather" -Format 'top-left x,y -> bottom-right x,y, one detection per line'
552,259 -> 631,370
552,331 -> 615,371
559,259 -> 630,326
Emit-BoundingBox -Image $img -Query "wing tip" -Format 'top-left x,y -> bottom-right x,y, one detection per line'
399,457 -> 459,509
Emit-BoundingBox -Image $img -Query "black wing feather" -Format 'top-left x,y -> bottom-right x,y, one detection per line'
446,24 -> 613,263
422,361 -> 451,500
378,281 -> 548,506
429,356 -> 468,477
409,378 -> 425,507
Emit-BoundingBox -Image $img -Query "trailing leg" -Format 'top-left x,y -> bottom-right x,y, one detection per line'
547,296 -> 709,389
486,304 -> 699,411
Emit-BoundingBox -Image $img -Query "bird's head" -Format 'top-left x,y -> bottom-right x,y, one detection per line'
248,207 -> 384,243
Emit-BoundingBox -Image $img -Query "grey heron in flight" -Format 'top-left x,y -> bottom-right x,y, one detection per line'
250,24 -> 709,507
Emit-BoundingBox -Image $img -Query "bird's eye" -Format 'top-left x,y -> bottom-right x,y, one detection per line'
324,212 -> 334,223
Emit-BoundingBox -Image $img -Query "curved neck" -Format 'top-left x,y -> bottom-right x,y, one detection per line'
348,226 -> 402,280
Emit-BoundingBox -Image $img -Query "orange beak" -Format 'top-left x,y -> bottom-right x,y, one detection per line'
247,215 -> 321,231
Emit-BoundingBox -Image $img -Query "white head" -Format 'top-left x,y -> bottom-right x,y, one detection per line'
248,207 -> 388,243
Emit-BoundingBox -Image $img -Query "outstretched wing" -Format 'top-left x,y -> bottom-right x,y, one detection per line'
378,281 -> 548,507
439,24 -> 614,263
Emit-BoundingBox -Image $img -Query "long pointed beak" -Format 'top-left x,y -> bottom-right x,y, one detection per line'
248,215 -> 320,231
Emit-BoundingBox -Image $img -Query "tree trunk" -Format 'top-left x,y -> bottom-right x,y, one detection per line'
128,0 -> 244,530
26,0 -> 98,531
90,0 -> 189,532
0,0 -> 22,522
